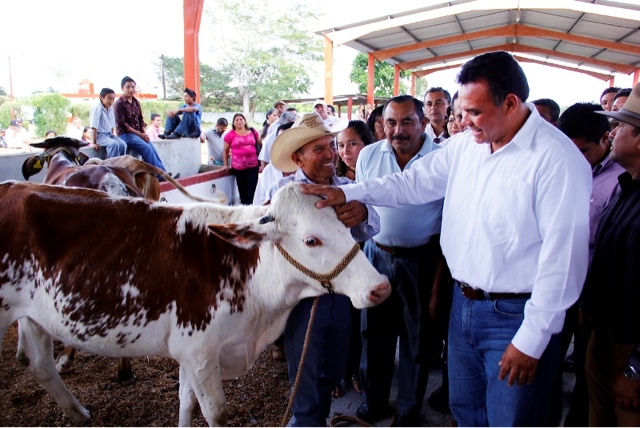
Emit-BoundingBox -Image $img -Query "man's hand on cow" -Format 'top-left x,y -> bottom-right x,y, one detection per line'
299,184 -> 347,208
498,343 -> 539,386
335,201 -> 367,228
613,371 -> 640,411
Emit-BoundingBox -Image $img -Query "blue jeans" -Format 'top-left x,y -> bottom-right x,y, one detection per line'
448,285 -> 563,426
360,239 -> 439,421
164,113 -> 200,138
118,133 -> 166,172
96,134 -> 127,159
284,295 -> 350,427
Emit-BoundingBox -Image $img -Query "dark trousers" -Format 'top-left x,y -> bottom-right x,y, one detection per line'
360,238 -> 440,421
164,113 -> 201,138
231,166 -> 259,205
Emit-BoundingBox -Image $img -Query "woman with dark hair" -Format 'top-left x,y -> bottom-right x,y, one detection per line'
81,127 -> 92,142
260,108 -> 277,139
223,113 -> 261,204
336,120 -> 375,180
332,120 -> 376,397
366,105 -> 385,142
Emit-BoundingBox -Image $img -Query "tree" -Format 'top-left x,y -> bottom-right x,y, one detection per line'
204,0 -> 322,118
156,55 -> 240,110
349,53 -> 408,97
29,93 -> 70,137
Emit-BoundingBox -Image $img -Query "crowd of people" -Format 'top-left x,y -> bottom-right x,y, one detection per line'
223,50 -> 640,428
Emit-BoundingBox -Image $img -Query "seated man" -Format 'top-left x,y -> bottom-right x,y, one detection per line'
266,112 -> 380,427
159,88 -> 202,139
114,76 -> 167,172
146,113 -> 163,141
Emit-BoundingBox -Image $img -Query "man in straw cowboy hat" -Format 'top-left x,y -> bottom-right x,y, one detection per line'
266,112 -> 380,426
583,82 -> 640,426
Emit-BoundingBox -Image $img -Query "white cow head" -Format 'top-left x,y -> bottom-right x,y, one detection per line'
207,183 -> 390,309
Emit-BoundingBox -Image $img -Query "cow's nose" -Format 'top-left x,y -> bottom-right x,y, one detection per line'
368,282 -> 391,305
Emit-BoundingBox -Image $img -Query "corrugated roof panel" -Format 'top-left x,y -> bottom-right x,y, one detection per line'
556,41 -> 608,58
456,11 -> 512,32
572,20 -> 638,41
519,37 -> 560,50
521,10 -> 582,30
596,50 -> 640,66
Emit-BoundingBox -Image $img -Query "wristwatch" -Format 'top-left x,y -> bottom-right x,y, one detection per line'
623,364 -> 640,381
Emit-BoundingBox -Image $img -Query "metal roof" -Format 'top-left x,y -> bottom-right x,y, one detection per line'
316,0 -> 640,82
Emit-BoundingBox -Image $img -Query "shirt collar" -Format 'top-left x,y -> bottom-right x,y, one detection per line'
293,168 -> 340,186
507,103 -> 541,151
618,172 -> 640,192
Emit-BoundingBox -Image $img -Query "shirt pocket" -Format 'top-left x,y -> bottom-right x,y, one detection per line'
481,175 -> 534,245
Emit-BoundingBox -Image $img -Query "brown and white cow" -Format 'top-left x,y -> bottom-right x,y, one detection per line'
21,136 -> 226,379
0,181 -> 390,426
22,136 -> 225,203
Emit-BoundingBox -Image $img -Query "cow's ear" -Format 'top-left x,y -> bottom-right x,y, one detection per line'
22,154 -> 46,180
77,151 -> 90,165
207,222 -> 267,249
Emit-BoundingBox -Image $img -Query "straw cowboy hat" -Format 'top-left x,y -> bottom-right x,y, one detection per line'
271,112 -> 346,173
596,83 -> 640,127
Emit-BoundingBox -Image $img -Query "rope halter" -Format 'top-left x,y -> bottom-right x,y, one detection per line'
274,241 -> 361,294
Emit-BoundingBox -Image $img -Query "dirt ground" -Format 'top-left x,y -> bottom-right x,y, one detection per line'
0,323 -> 291,426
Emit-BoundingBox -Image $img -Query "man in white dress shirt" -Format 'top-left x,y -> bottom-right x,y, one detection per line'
302,51 -> 592,426
423,87 -> 450,145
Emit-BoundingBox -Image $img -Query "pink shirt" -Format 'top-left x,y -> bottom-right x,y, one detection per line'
224,129 -> 259,170
146,125 -> 161,141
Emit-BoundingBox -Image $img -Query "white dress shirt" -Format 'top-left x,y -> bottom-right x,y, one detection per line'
341,104 -> 592,358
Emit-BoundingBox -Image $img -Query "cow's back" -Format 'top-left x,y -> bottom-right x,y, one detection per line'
0,182 -> 260,345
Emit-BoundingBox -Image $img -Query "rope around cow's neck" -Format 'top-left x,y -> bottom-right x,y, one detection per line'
273,242 -> 361,293
276,241 -> 362,426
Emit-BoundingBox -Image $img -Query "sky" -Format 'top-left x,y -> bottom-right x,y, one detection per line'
0,0 -> 636,108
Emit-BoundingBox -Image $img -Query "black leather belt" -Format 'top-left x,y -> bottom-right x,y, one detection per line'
374,241 -> 431,258
457,281 -> 531,301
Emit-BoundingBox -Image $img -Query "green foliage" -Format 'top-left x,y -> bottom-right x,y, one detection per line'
205,0 -> 322,116
414,77 -> 430,100
70,103 -> 92,125
0,87 -> 7,97
350,53 -> 408,97
0,95 -> 10,108
29,93 -> 70,137
0,101 -> 23,129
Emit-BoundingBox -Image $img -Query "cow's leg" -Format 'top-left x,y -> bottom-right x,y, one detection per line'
17,319 -> 90,424
55,345 -> 76,374
117,357 -> 135,382
178,364 -> 198,427
179,357 -> 227,427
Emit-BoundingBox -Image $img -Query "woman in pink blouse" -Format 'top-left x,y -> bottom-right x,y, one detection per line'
223,113 -> 261,204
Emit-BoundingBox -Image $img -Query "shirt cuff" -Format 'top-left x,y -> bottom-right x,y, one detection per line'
341,182 -> 365,203
511,323 -> 551,359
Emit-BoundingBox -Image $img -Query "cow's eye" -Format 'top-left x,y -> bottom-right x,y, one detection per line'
303,237 -> 321,247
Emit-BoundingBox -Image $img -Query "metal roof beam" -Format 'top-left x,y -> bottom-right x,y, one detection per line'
397,42 -> 637,74
322,0 -> 640,46
373,23 -> 640,61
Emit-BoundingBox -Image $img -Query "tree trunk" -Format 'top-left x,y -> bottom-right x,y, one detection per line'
242,92 -> 251,122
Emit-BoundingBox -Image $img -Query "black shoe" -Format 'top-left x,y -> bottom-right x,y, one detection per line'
355,403 -> 393,424
158,133 -> 169,140
394,414 -> 420,427
166,132 -> 182,140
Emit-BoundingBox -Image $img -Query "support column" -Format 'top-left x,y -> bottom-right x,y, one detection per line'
394,64 -> 400,96
184,0 -> 204,103
634,69 -> 639,86
368,53 -> 375,105
609,76 -> 615,87
347,96 -> 353,120
324,36 -> 334,106
411,73 -> 416,97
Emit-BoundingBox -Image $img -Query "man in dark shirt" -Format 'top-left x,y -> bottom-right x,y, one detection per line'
585,82 -> 640,426
114,76 -> 167,172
